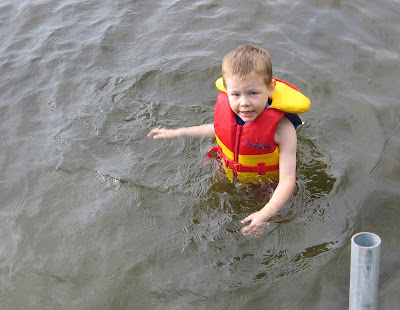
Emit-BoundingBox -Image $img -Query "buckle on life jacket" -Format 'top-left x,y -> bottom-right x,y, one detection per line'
226,159 -> 241,172
225,159 -> 252,173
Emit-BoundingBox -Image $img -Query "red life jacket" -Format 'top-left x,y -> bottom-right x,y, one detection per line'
213,92 -> 286,183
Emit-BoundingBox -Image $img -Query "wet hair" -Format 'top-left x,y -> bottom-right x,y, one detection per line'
222,45 -> 273,87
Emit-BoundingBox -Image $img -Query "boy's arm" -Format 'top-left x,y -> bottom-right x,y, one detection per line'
241,116 -> 297,237
147,124 -> 214,139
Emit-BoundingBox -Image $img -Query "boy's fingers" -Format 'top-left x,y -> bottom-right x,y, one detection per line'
241,221 -> 255,232
241,221 -> 267,238
241,224 -> 260,238
148,128 -> 165,138
147,128 -> 158,137
241,214 -> 254,223
241,226 -> 251,234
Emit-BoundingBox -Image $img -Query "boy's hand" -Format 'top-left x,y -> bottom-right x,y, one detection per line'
147,128 -> 178,139
240,211 -> 269,238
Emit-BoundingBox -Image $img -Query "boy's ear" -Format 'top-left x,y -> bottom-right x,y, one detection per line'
268,79 -> 276,97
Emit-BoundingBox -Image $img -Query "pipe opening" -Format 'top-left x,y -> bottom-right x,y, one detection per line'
352,232 -> 381,248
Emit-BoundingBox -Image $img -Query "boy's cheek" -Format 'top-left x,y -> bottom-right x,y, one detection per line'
228,98 -> 237,106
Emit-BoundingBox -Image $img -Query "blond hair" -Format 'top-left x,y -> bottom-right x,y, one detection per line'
222,45 -> 273,87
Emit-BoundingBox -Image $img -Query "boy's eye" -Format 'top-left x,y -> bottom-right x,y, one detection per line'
250,92 -> 257,95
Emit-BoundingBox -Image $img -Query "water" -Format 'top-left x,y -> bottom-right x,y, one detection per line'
1,0 -> 399,309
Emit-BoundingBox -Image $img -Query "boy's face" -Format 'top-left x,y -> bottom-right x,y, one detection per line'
225,73 -> 275,123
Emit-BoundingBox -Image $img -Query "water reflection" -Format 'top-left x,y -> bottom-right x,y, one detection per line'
298,136 -> 336,199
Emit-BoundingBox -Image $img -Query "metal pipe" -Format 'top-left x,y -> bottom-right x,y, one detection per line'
349,232 -> 381,310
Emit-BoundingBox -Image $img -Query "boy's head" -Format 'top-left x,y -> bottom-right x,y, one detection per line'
222,45 -> 273,88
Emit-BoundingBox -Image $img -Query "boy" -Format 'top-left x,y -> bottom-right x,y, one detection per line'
147,45 -> 310,238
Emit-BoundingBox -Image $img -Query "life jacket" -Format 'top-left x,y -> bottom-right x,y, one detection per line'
210,78 -> 311,184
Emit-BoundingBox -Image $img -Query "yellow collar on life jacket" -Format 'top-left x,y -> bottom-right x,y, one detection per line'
215,77 -> 311,114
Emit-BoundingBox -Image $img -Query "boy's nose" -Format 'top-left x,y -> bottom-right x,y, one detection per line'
240,96 -> 250,106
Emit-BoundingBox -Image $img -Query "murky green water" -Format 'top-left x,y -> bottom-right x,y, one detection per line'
1,1 -> 399,309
